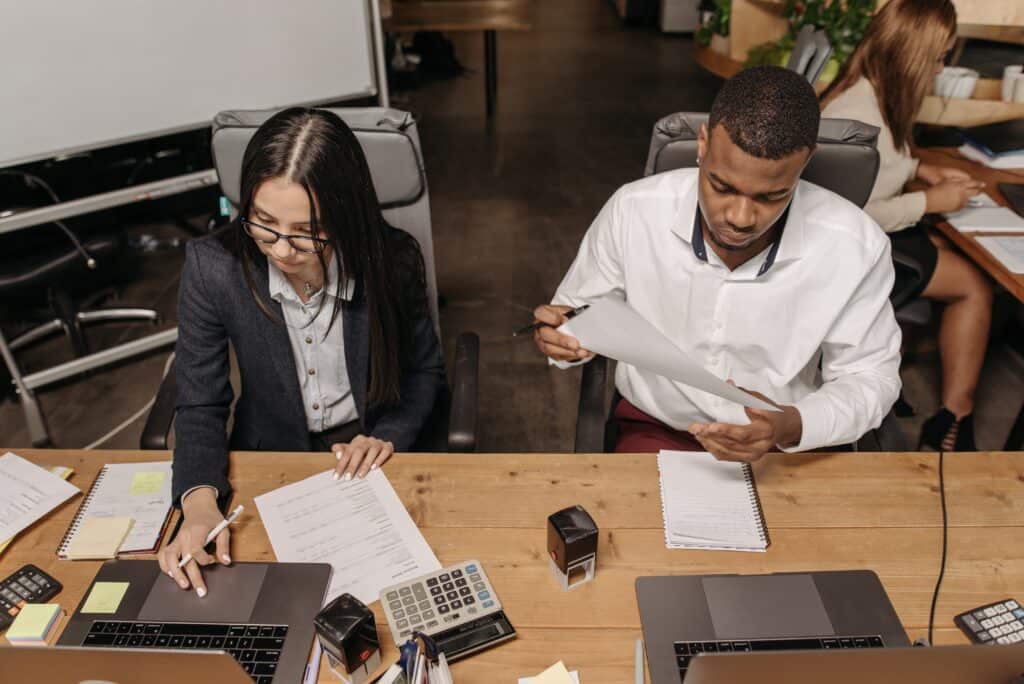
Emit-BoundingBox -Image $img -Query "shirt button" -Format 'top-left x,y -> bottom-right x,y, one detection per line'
308,368 -> 316,376
312,403 -> 320,410
305,336 -> 313,344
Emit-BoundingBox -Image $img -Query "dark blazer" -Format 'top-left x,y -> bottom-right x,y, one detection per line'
171,229 -> 445,504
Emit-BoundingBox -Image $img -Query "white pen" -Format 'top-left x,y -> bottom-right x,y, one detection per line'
635,638 -> 644,684
178,504 -> 244,568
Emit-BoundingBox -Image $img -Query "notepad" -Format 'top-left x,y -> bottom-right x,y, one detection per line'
65,516 -> 134,560
56,462 -> 173,559
518,662 -> 581,684
977,236 -> 1024,273
6,604 -> 62,646
657,451 -> 769,552
945,206 -> 1024,233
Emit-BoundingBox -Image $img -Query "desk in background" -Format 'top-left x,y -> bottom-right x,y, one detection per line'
914,148 -> 1024,450
2,449 -> 1024,682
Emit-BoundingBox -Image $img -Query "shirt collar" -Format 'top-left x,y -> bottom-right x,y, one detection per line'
267,254 -> 354,304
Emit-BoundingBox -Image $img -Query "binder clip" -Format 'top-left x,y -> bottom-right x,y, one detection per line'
314,593 -> 381,684
547,505 -> 598,591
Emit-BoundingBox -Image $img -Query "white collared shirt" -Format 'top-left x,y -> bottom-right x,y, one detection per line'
268,255 -> 359,433
552,168 -> 902,451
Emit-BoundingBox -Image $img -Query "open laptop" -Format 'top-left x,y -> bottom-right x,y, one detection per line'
684,642 -> 1024,683
57,559 -> 331,684
637,570 -> 910,684
0,645 -> 252,684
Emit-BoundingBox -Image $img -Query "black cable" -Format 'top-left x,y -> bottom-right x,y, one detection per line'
927,449 -> 948,646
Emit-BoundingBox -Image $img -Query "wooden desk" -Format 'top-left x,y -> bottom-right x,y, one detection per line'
913,147 -> 1024,450
4,449 -> 1024,682
385,1 -> 533,117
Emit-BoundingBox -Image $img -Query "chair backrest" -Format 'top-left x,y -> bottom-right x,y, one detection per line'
211,107 -> 440,335
643,112 -> 881,208
787,25 -> 834,85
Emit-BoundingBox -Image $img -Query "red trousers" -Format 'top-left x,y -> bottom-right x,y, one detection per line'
613,398 -> 703,453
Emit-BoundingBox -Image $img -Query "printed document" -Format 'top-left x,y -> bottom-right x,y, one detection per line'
0,452 -> 79,541
976,236 -> 1024,274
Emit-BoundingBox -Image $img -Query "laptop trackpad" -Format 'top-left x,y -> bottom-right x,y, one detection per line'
138,563 -> 268,623
703,574 -> 835,639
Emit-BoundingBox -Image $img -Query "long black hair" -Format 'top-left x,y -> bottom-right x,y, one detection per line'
223,107 -> 423,408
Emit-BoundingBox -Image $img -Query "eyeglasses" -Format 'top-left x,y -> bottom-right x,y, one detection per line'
241,218 -> 329,254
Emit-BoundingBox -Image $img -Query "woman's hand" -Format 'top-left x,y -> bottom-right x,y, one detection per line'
925,177 -> 986,214
157,488 -> 231,597
918,163 -> 973,186
332,435 -> 394,481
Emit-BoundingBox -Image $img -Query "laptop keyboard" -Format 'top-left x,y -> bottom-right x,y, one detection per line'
81,621 -> 288,683
674,635 -> 885,681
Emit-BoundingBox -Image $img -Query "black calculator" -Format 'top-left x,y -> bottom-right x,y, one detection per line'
954,599 -> 1024,645
0,564 -> 62,632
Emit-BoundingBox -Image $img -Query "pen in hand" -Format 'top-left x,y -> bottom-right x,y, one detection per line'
513,304 -> 590,337
178,504 -> 244,568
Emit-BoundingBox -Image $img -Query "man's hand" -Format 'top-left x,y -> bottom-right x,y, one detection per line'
532,304 -> 593,362
688,384 -> 802,462
332,435 -> 394,481
158,488 -> 231,597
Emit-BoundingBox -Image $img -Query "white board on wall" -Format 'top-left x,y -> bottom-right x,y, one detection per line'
0,0 -> 379,168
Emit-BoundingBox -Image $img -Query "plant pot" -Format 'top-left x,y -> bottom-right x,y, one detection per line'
710,34 -> 731,56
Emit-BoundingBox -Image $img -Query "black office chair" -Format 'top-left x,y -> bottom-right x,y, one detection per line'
576,113 -> 897,453
140,107 -> 478,452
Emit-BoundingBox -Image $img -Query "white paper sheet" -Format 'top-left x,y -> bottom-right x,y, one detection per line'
977,236 -> 1024,273
945,206 -> 1024,233
559,297 -> 777,412
958,144 -> 1024,170
255,469 -> 440,606
0,452 -> 80,541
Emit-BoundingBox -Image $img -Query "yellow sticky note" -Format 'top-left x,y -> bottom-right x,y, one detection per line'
81,582 -> 129,614
66,517 -> 134,560
530,662 -> 576,684
130,471 -> 165,495
6,604 -> 61,641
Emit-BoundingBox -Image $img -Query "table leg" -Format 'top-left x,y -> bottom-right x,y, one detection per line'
484,29 -> 497,117
1005,401 -> 1024,451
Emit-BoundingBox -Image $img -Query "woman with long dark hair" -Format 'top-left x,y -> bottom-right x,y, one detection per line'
822,0 -> 992,451
160,108 -> 444,595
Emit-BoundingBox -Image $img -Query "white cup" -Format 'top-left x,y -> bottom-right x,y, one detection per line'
934,66 -> 979,99
1004,65 -> 1024,102
1014,76 -> 1024,104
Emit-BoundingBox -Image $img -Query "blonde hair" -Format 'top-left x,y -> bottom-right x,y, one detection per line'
820,0 -> 957,150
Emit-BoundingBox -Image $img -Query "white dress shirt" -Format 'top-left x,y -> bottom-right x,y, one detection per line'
268,255 -> 359,433
552,168 -> 902,451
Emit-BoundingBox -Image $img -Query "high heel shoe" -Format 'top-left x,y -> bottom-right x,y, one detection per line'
918,408 -> 976,451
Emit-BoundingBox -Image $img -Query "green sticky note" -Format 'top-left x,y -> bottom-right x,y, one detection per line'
81,582 -> 129,614
6,604 -> 60,641
130,471 -> 165,495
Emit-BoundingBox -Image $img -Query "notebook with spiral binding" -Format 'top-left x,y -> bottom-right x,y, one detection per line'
56,462 -> 174,559
656,450 -> 770,552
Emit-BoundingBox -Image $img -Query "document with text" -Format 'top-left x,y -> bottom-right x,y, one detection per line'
0,452 -> 80,542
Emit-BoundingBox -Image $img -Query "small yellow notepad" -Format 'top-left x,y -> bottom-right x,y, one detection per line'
81,581 -> 129,614
520,661 -> 579,684
65,517 -> 134,560
6,604 -> 61,644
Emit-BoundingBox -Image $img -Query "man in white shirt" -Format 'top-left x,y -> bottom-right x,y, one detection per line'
533,66 -> 901,461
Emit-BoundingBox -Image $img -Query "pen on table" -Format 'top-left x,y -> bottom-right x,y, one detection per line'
635,638 -> 644,684
512,304 -> 590,337
178,504 -> 244,568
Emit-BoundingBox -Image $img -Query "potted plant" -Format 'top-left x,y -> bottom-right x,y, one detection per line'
696,0 -> 732,55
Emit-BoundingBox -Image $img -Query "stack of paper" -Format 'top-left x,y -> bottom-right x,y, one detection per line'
976,236 -> 1024,274
0,453 -> 80,544
65,516 -> 134,560
657,451 -> 769,552
0,465 -> 74,558
6,604 -> 62,646
518,661 -> 581,684
945,206 -> 1024,234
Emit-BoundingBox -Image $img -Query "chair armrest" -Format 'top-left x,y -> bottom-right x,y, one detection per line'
574,355 -> 609,453
447,332 -> 479,453
140,357 -> 178,450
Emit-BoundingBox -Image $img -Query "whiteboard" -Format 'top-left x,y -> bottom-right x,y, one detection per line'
0,0 -> 379,168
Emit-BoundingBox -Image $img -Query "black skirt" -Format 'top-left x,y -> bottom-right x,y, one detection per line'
889,222 -> 939,303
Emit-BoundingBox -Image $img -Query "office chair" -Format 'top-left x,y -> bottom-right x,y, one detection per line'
787,25 -> 834,85
576,112 -> 901,453
140,108 -> 478,452
0,199 -> 162,446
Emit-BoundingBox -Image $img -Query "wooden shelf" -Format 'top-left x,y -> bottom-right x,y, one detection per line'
918,79 -> 1024,127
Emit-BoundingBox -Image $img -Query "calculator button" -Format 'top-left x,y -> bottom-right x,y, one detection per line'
459,587 -> 471,597
1010,633 -> 1023,643
464,596 -> 475,606
410,614 -> 422,625
400,630 -> 411,638
442,583 -> 454,592
433,596 -> 444,606
426,621 -> 438,628
393,610 -> 405,619
984,607 -> 998,617
11,585 -> 30,599
386,591 -> 399,601
995,604 -> 1008,614
465,564 -> 478,573
473,582 -> 486,592
418,601 -> 430,611
426,578 -> 438,587
396,619 -> 409,629
483,600 -> 494,609
439,574 -> 451,582
1007,601 -> 1020,610
430,586 -> 442,596
470,574 -> 482,582
19,578 -> 40,593
403,596 -> 415,606
399,587 -> 412,596
455,578 -> 467,587
407,604 -> 419,614
389,600 -> 402,611
452,570 -> 463,578
978,631 -> 992,641
446,591 -> 458,601
1008,620 -> 1023,631
451,600 -> 463,609
423,610 -> 435,619
413,586 -> 427,599
991,626 -> 1004,637
981,618 -> 994,629
479,591 -> 491,600
997,636 -> 1012,645
1015,610 -> 1024,619
963,616 -> 981,631
1,590 -> 18,603
438,605 -> 450,615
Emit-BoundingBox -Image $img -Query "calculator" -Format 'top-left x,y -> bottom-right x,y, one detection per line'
378,560 -> 516,661
0,564 -> 62,632
954,599 -> 1024,645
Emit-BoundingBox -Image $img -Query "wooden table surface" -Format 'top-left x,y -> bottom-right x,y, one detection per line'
385,0 -> 532,33
3,449 -> 1024,683
914,147 -> 1024,303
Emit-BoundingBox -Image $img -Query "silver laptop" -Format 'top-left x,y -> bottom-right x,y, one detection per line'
57,559 -> 331,684
684,643 -> 1024,683
0,645 -> 252,684
637,570 -> 910,684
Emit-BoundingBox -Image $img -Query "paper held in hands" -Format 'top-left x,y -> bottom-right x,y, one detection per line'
558,296 -> 778,412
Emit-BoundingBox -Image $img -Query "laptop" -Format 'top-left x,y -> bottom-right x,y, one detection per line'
57,559 -> 331,684
636,570 -> 910,684
684,642 -> 1024,683
0,645 -> 252,684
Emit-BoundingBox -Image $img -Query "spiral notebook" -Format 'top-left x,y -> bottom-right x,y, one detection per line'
657,450 -> 770,552
56,462 -> 174,559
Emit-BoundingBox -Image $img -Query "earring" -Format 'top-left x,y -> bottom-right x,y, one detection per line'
696,157 -> 701,165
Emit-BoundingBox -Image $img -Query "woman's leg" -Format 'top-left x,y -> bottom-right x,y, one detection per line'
919,237 -> 993,418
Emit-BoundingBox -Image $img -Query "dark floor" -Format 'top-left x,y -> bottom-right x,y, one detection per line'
2,0 -> 1023,452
